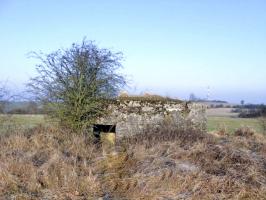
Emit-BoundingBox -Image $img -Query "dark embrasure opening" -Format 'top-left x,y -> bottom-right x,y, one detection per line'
93,124 -> 116,139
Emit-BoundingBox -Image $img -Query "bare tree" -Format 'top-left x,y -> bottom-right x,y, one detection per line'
189,93 -> 197,101
28,39 -> 126,132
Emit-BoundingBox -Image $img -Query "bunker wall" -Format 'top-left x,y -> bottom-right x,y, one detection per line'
97,100 -> 207,137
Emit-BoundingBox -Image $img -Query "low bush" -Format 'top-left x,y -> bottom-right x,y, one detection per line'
234,126 -> 255,137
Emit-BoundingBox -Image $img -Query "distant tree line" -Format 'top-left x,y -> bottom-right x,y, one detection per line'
232,104 -> 266,118
0,83 -> 44,115
3,101 -> 44,115
0,100 -> 44,115
209,104 -> 231,108
189,93 -> 228,105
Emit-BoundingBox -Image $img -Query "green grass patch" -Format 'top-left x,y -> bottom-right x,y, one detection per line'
207,116 -> 262,133
0,114 -> 46,134
4,114 -> 45,125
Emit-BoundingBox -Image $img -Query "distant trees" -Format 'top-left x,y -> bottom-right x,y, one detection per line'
26,101 -> 39,114
0,83 -> 9,114
6,101 -> 42,115
233,104 -> 266,135
235,104 -> 266,118
28,39 -> 126,132
189,93 -> 197,101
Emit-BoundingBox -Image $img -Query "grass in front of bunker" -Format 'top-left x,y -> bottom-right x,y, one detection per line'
0,119 -> 266,199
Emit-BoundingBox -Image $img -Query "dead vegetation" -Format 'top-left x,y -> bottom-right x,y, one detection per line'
117,93 -> 182,103
0,122 -> 266,199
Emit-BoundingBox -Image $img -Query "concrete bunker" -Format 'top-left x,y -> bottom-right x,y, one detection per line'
96,96 -> 207,138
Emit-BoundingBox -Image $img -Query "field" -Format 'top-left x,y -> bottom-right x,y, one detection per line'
0,114 -> 44,126
208,116 -> 262,133
0,114 -> 45,134
207,108 -> 263,134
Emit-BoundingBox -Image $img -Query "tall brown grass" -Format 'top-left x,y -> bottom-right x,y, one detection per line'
0,121 -> 265,199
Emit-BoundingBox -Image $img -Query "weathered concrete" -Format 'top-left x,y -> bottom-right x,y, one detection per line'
96,96 -> 207,137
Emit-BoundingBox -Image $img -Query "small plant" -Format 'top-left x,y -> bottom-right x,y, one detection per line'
217,123 -> 228,136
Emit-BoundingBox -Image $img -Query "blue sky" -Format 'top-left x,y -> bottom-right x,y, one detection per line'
0,0 -> 266,103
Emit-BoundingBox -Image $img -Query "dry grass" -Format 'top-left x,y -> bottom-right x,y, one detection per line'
0,122 -> 266,199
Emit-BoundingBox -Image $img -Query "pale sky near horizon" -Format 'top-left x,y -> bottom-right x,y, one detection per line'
0,0 -> 266,103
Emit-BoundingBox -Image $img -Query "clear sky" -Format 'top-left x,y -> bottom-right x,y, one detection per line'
0,0 -> 266,103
